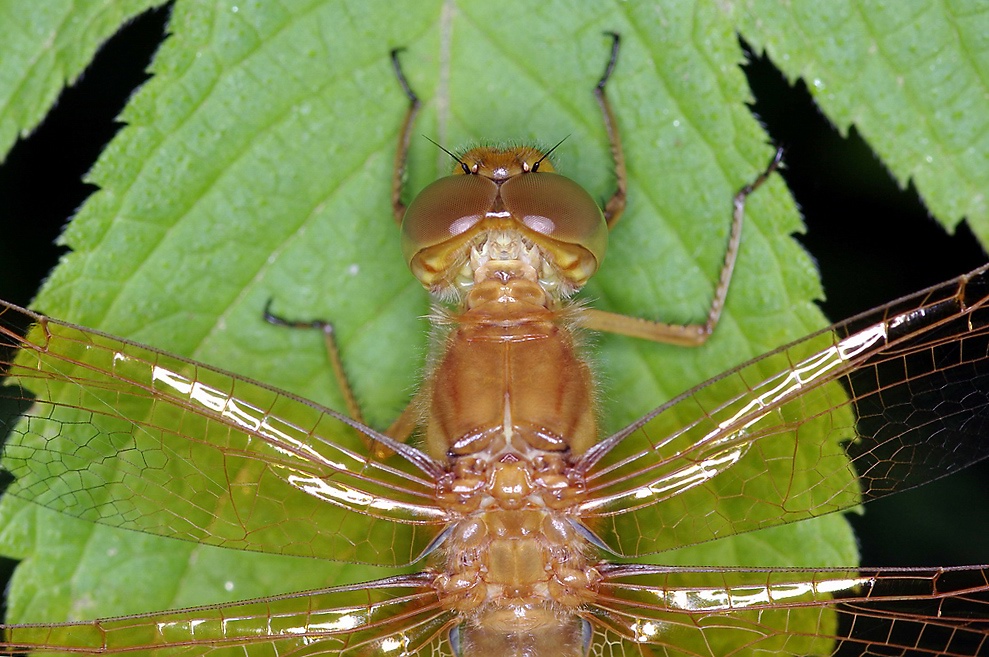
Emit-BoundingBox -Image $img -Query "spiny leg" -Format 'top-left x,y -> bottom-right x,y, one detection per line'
263,300 -> 365,425
258,50 -> 428,455
582,147 -> 785,346
263,301 -> 418,457
391,48 -> 421,225
596,32 -> 628,228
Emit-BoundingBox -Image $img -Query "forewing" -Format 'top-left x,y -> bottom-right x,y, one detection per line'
588,564 -> 989,657
0,574 -> 455,656
0,301 -> 446,567
579,265 -> 989,557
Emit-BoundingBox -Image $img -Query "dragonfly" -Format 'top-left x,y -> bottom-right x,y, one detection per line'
1,33 -> 988,656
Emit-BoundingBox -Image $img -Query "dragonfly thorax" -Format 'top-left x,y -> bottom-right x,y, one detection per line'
434,497 -> 600,657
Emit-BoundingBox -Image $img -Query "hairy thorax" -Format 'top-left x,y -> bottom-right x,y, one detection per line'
427,265 -> 601,656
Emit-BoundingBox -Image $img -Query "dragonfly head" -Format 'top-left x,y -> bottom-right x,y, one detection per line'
401,146 -> 608,303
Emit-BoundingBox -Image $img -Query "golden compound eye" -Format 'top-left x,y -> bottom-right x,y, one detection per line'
400,174 -> 499,268
500,172 -> 608,268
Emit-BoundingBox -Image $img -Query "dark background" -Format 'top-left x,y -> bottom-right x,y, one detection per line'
0,5 -> 987,610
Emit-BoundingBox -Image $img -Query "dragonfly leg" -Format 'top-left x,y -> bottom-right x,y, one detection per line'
263,301 -> 417,457
582,147 -> 785,346
596,32 -> 627,228
263,301 -> 366,423
391,48 -> 421,225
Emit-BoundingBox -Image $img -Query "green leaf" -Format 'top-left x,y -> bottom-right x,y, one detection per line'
0,0 -> 169,161
736,0 -> 989,242
12,0 -> 988,654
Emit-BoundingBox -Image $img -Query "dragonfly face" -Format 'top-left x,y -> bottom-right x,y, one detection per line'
1,35 -> 989,657
401,145 -> 608,297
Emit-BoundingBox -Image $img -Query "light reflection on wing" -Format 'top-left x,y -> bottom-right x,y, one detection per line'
0,301 -> 447,567
1,565 -> 986,656
0,575 -> 455,656
578,264 -> 989,558
590,565 -> 989,657
3,263 -> 989,655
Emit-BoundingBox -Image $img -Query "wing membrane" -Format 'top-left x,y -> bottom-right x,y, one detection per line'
0,574 -> 455,656
0,301 -> 447,566
6,565 -> 985,657
579,265 -> 989,557
588,564 -> 989,657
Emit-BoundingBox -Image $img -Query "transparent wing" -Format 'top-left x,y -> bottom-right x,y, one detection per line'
578,264 -> 989,557
0,574 -> 456,656
0,301 -> 447,567
588,564 -> 989,657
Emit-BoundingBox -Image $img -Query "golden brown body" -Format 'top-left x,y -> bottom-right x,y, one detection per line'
431,281 -> 599,655
427,278 -> 596,462
402,147 -> 606,655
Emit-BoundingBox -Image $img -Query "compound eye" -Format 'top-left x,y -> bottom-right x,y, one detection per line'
401,175 -> 499,266
500,172 -> 607,265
